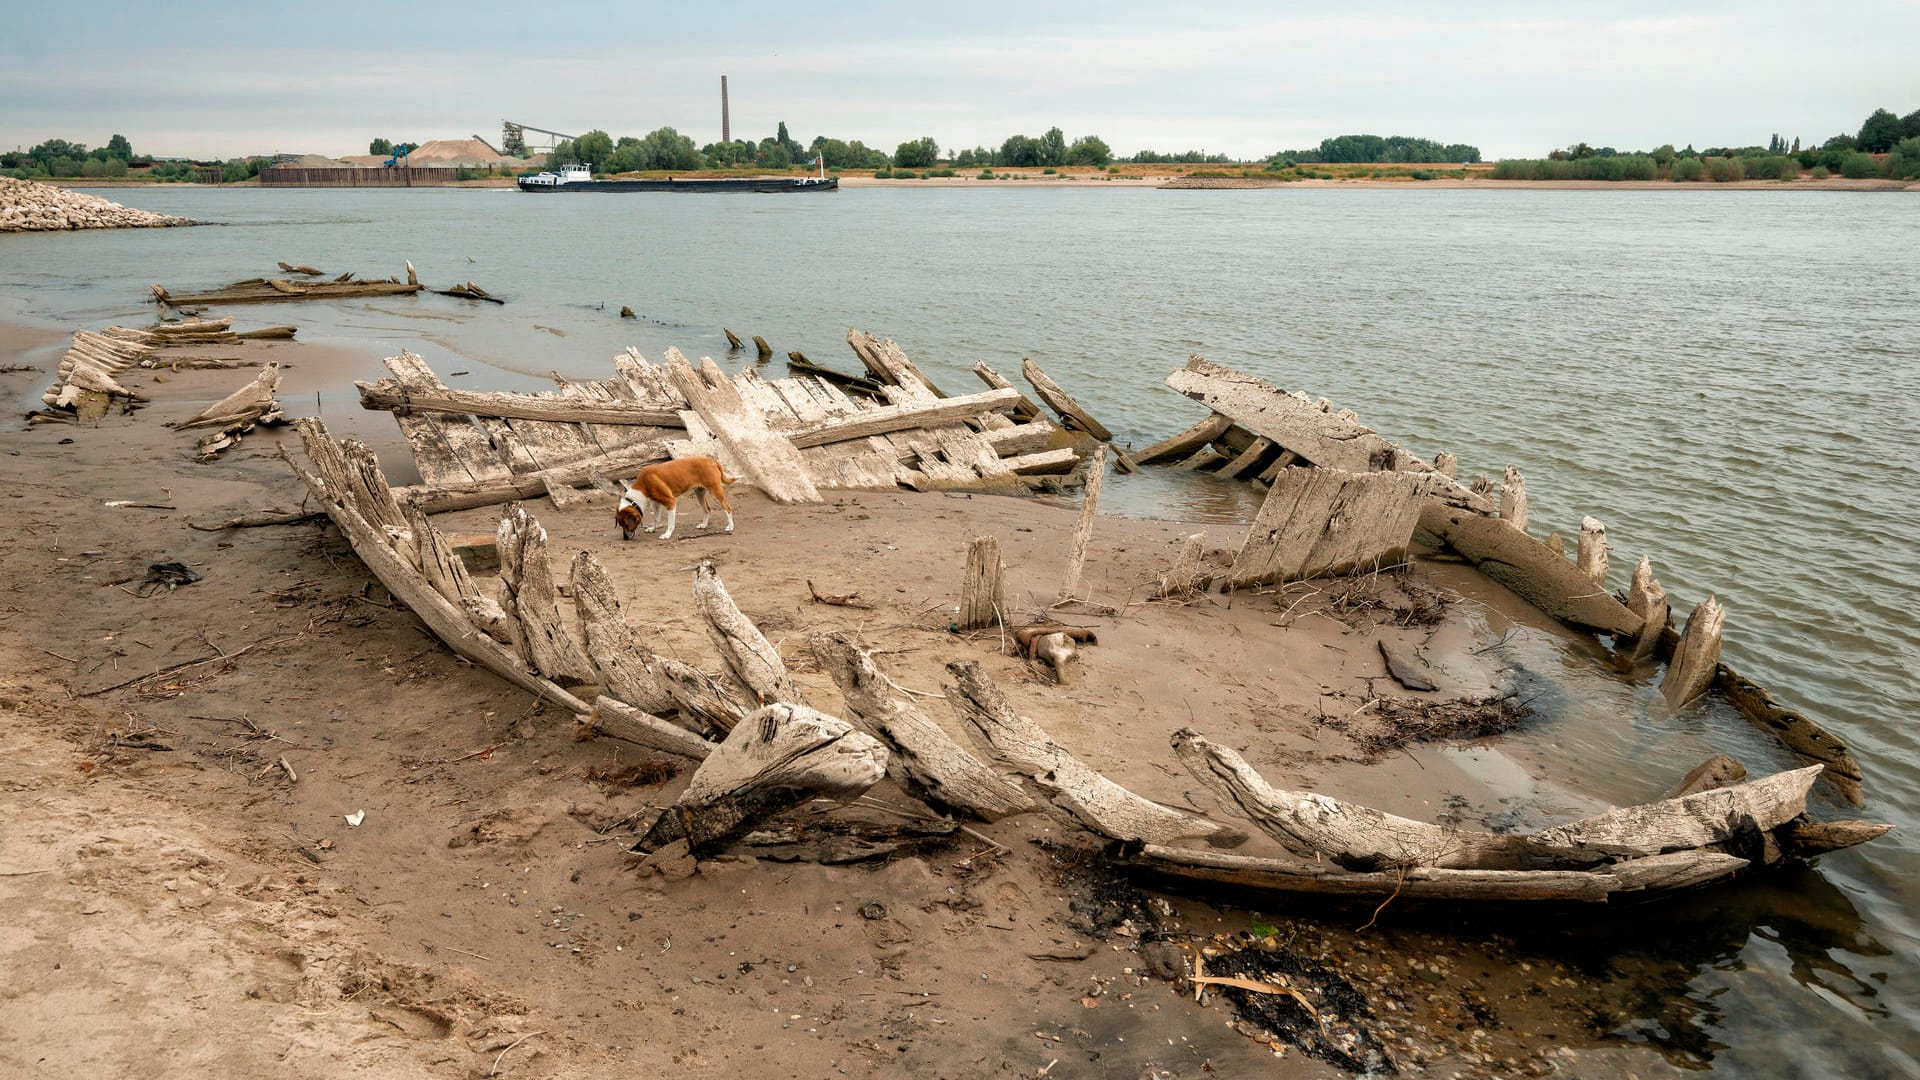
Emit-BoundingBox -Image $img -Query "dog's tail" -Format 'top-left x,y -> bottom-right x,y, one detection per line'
722,471 -> 740,485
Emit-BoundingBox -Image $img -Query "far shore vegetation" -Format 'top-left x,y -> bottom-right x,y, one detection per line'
6,105 -> 1918,185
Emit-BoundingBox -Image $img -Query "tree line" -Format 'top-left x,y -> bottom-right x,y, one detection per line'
1490,104 -> 1920,183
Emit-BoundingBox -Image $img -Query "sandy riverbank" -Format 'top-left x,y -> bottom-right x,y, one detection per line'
1,314 -> 1839,1078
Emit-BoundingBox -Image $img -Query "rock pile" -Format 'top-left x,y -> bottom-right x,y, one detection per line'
0,176 -> 193,232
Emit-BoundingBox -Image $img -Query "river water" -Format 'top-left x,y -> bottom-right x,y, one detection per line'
3,185 -> 1916,1074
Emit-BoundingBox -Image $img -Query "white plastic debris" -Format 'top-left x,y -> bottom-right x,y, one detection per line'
345,810 -> 366,827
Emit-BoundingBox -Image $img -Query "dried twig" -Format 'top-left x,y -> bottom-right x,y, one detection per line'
488,1030 -> 545,1076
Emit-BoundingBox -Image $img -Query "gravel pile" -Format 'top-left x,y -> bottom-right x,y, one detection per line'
0,176 -> 194,232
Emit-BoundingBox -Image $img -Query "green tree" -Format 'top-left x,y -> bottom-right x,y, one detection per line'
1651,144 -> 1676,166
1857,108 -> 1902,153
28,138 -> 87,164
1039,126 -> 1068,167
1823,133 -> 1858,152
893,137 -> 939,168
757,138 -> 793,168
369,138 -> 393,156
998,134 -> 1041,167
1065,134 -> 1111,166
1902,110 -> 1920,139
102,134 -> 133,161
570,129 -> 615,170
640,126 -> 703,171
775,121 -> 804,160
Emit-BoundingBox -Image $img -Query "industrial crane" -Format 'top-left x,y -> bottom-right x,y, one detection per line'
501,121 -> 577,156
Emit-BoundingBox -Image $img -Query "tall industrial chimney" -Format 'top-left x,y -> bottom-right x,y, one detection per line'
721,75 -> 730,143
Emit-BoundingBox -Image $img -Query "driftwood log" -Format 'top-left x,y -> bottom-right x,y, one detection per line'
810,632 -> 1037,821
633,704 -> 888,855
357,381 -> 685,427
175,362 -> 286,461
1172,728 -> 1830,872
1421,506 -> 1643,636
1119,845 -> 1750,903
1577,516 -> 1609,587
693,559 -> 805,706
944,661 -> 1246,848
588,697 -> 716,760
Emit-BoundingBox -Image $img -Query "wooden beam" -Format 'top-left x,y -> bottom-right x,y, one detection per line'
357,380 -> 686,426
1134,412 -> 1234,466
1022,357 -> 1113,441
667,348 -> 820,504
787,387 -> 1023,449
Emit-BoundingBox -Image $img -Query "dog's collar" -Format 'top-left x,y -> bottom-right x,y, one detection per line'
618,488 -> 644,510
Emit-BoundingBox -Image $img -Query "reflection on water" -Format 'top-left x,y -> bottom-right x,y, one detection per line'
3,184 -> 1916,1069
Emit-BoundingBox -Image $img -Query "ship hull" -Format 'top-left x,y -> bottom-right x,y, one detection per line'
517,176 -> 838,193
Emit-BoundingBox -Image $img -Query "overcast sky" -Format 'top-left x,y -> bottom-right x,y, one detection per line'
5,1 -> 1916,160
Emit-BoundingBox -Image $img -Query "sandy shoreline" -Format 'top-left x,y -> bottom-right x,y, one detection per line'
0,311 -> 1874,1077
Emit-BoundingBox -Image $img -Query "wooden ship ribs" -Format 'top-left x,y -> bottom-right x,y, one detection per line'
354,329 -> 1088,512
284,339 -> 1887,906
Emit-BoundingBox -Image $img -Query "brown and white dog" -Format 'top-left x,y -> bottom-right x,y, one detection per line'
616,456 -> 738,541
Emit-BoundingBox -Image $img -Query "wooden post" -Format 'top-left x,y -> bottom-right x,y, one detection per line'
1151,532 -> 1205,599
1577,516 -> 1609,587
723,328 -> 744,350
751,335 -> 772,361
969,360 -> 1042,422
958,536 -> 1006,631
1433,451 -> 1457,479
693,560 -> 805,706
1625,555 -> 1669,662
1056,444 -> 1108,604
1662,595 -> 1725,708
1500,465 -> 1528,533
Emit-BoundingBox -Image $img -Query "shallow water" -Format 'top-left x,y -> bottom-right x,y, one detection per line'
3,184 -> 1917,1072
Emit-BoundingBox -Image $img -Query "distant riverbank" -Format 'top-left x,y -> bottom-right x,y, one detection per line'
33,169 -> 1920,193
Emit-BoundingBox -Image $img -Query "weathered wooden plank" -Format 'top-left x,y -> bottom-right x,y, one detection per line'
970,360 -> 1043,422
847,329 -> 945,400
1421,505 -> 1644,637
1166,358 -> 1380,472
667,348 -> 820,504
357,379 -> 687,426
1215,436 -> 1276,480
981,421 -> 1060,457
787,388 -> 1024,449
1225,467 -> 1435,589
494,503 -> 597,686
1134,412 -> 1236,465
1662,596 -> 1725,708
1119,845 -> 1749,903
1057,445 -> 1108,603
1001,448 -> 1080,475
391,436 -> 669,514
1022,357 -> 1113,441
